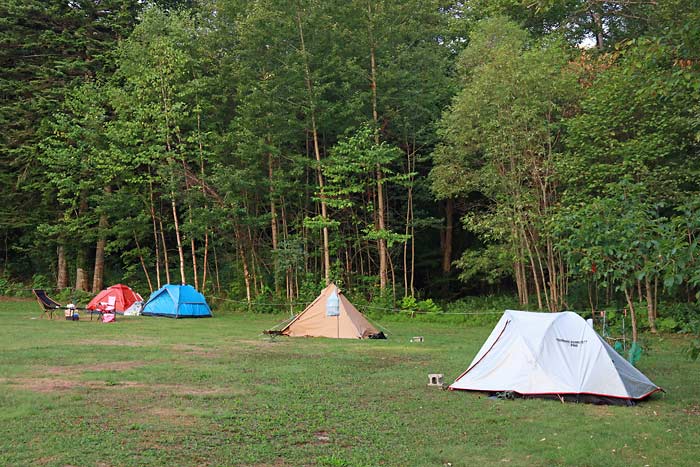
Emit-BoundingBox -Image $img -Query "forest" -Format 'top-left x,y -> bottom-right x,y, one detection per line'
2,0 -> 700,333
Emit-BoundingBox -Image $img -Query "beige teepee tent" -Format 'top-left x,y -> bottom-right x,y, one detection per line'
271,283 -> 383,339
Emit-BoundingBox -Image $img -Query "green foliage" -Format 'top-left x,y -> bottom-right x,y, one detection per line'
655,317 -> 680,333
399,296 -> 442,314
454,244 -> 512,286
554,188 -> 670,292
2,0 -> 700,317
0,275 -> 23,297
688,320 -> 700,361
30,274 -> 51,291
54,288 -> 92,306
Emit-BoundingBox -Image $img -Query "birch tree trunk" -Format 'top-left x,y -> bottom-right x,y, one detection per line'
197,113 -> 209,292
269,152 -> 280,294
159,219 -> 171,284
171,195 -> 186,285
234,225 -> 251,306
623,288 -> 639,343
296,8 -> 331,285
190,221 -> 198,290
134,234 -> 153,293
367,0 -> 388,291
149,179 -> 161,289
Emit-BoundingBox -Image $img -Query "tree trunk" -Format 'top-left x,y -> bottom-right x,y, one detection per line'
269,152 -> 280,295
75,194 -> 90,292
92,186 -> 112,294
196,109 -> 209,292
171,195 -> 186,285
637,279 -> 643,302
296,8 -> 330,285
190,230 -> 198,290
149,179 -> 161,289
159,219 -> 171,284
134,234 -> 153,293
521,226 -> 543,310
407,142 -> 416,296
442,198 -> 454,274
654,276 -> 658,319
591,9 -> 605,50
57,244 -> 68,289
546,239 -> 558,311
212,233 -> 221,294
403,181 -> 411,296
367,1 -> 388,292
92,211 -> 108,293
623,288 -> 638,343
235,225 -> 251,306
201,232 -> 209,292
75,248 -> 89,292
247,225 -> 260,296
645,276 -> 657,333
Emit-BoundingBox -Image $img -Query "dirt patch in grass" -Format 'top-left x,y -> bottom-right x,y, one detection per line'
77,338 -> 158,347
171,344 -> 219,358
589,405 -> 614,417
147,407 -> 198,426
1,377 -> 146,393
33,455 -> 59,465
242,459 -> 293,467
683,404 -> 700,415
313,430 -> 331,444
2,376 -> 240,398
45,361 -> 148,376
160,384 -> 235,396
238,339 -> 291,348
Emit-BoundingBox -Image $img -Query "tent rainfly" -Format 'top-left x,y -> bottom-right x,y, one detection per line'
268,283 -> 384,339
449,310 -> 661,404
86,284 -> 143,314
142,284 -> 212,318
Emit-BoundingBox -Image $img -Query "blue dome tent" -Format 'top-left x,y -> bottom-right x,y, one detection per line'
142,284 -> 212,318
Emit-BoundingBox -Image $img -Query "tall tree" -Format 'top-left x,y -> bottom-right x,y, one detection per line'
432,17 -> 581,310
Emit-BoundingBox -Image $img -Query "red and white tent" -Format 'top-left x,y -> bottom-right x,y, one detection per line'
87,284 -> 143,314
450,310 -> 661,403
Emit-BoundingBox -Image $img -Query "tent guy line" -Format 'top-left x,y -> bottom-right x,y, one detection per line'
14,286 -> 633,317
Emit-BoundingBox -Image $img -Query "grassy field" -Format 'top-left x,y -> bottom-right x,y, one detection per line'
1,299 -> 698,467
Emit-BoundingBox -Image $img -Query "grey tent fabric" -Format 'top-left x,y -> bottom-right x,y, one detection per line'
450,310 -> 661,402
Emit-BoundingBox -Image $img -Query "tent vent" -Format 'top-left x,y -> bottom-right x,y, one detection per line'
411,336 -> 424,343
428,373 -> 444,387
326,291 -> 340,316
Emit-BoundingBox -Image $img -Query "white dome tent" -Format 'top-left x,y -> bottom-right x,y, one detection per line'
449,310 -> 662,405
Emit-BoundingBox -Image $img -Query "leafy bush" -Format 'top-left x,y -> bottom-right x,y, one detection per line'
0,276 -> 21,296
399,296 -> 442,314
687,320 -> 700,361
31,274 -> 51,291
54,288 -> 92,306
658,302 -> 700,332
656,317 -> 680,333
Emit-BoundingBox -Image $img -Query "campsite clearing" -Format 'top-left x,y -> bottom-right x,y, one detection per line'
0,300 -> 698,466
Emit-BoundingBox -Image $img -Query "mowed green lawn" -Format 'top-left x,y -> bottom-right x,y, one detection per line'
1,299 -> 698,467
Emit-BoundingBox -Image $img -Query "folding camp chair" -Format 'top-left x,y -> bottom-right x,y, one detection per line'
32,289 -> 64,320
93,295 -> 116,322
